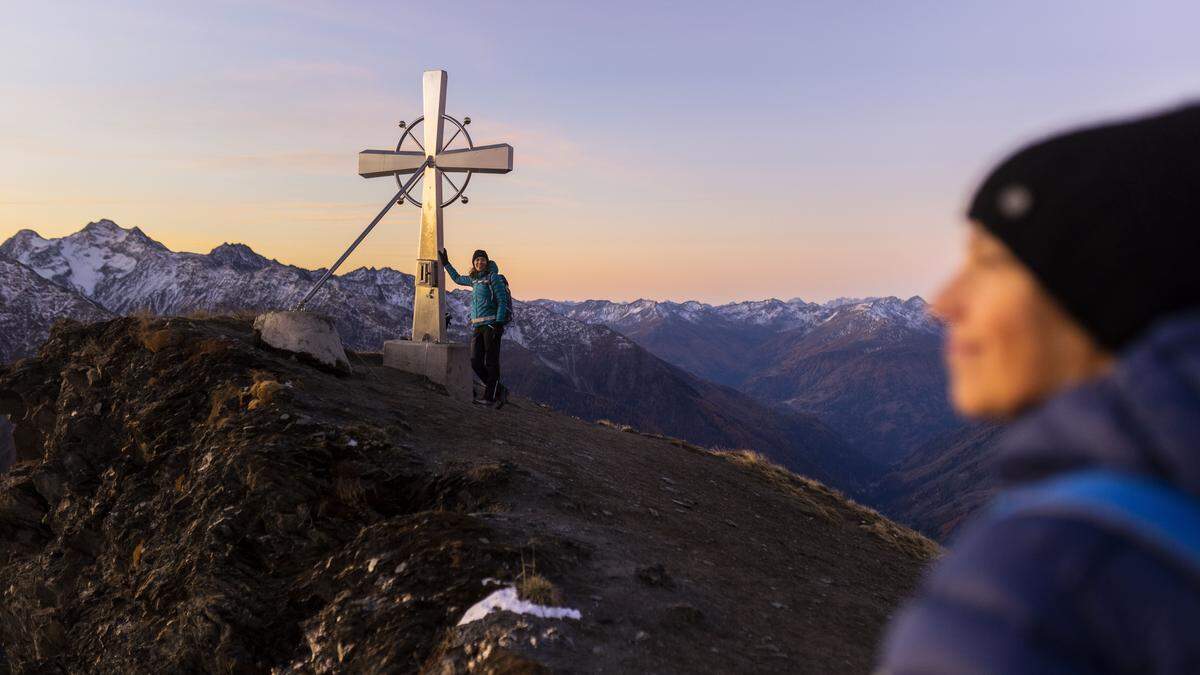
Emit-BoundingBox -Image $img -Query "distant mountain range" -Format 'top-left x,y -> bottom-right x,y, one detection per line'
530,295 -> 957,464
0,219 -> 1000,533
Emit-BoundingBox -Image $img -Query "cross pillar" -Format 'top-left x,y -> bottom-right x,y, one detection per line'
413,70 -> 448,343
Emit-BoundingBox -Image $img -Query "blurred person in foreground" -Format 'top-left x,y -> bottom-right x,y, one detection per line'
879,103 -> 1200,673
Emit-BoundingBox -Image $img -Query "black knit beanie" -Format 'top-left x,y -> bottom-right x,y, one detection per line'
968,102 -> 1200,351
472,249 -> 489,263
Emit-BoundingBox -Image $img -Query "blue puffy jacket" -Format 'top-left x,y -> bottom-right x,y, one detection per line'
444,259 -> 510,327
879,311 -> 1200,674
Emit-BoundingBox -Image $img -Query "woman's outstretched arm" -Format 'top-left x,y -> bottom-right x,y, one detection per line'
439,249 -> 473,286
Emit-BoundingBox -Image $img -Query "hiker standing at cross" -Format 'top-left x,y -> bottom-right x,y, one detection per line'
439,247 -> 511,407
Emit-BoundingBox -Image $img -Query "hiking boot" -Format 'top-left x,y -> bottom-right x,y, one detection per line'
494,383 -> 509,410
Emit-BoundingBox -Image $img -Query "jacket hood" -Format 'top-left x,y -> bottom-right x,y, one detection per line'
996,310 -> 1200,498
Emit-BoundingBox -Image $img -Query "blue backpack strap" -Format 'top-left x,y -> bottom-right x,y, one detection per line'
991,470 -> 1200,574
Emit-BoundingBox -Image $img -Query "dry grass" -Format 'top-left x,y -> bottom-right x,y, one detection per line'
186,338 -> 233,363
131,541 -> 145,569
596,419 -> 637,433
248,379 -> 284,409
516,574 -> 563,606
206,382 -> 243,427
335,474 -> 366,506
184,308 -> 219,320
139,327 -> 184,354
714,449 -> 941,561
184,308 -> 261,321
514,550 -> 565,606
639,432 -> 710,455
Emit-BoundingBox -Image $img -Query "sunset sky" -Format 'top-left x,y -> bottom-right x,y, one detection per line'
2,1 -> 1198,303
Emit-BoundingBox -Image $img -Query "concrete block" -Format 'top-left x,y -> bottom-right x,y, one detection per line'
253,311 -> 350,372
383,340 -> 472,401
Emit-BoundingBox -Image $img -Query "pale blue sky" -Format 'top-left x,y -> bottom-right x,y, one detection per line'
2,1 -> 1198,302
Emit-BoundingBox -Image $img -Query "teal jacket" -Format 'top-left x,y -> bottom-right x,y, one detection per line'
444,259 -> 511,327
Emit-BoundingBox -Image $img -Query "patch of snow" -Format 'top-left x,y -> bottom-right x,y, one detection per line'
457,586 -> 581,626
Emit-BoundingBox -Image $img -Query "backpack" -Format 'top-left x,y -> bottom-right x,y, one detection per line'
990,470 -> 1200,574
490,273 -> 513,324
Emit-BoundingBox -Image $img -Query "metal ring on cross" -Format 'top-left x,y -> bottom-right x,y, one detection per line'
395,114 -> 474,208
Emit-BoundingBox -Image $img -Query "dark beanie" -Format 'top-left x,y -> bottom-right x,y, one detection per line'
968,102 -> 1200,351
472,249 -> 489,262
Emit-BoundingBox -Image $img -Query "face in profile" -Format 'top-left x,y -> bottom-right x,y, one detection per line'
931,225 -> 1112,419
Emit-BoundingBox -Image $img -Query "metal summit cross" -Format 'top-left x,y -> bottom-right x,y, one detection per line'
281,69 -> 511,398
359,70 -> 513,343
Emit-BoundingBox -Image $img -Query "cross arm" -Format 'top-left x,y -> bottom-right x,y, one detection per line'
435,143 -> 514,174
358,149 -> 428,178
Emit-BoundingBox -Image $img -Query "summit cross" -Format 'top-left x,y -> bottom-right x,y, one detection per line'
358,69 -> 514,343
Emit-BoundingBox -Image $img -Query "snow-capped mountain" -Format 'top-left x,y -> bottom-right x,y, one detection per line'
532,296 -> 936,334
0,220 -> 473,350
1,221 -> 167,297
0,253 -> 111,364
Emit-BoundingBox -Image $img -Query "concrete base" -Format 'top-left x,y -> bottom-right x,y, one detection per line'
253,311 -> 350,373
383,340 -> 472,402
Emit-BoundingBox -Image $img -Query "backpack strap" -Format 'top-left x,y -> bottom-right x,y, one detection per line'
489,274 -> 508,307
991,470 -> 1200,574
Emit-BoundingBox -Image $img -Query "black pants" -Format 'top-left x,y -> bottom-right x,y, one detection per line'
470,324 -> 504,399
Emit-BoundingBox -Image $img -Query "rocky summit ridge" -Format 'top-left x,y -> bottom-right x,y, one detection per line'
0,316 -> 935,673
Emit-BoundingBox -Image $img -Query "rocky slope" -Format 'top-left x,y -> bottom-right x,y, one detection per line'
0,317 -> 937,673
0,221 -> 876,489
501,306 -> 876,490
0,417 -> 12,473
0,254 -> 111,365
871,424 -> 1004,538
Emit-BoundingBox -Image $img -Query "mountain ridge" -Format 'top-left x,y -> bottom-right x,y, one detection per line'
530,293 -> 957,464
0,221 -> 878,490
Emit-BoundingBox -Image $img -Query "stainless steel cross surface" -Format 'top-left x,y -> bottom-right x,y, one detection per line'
358,70 -> 514,344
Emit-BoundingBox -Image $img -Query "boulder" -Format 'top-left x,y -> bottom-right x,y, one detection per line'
253,311 -> 350,372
